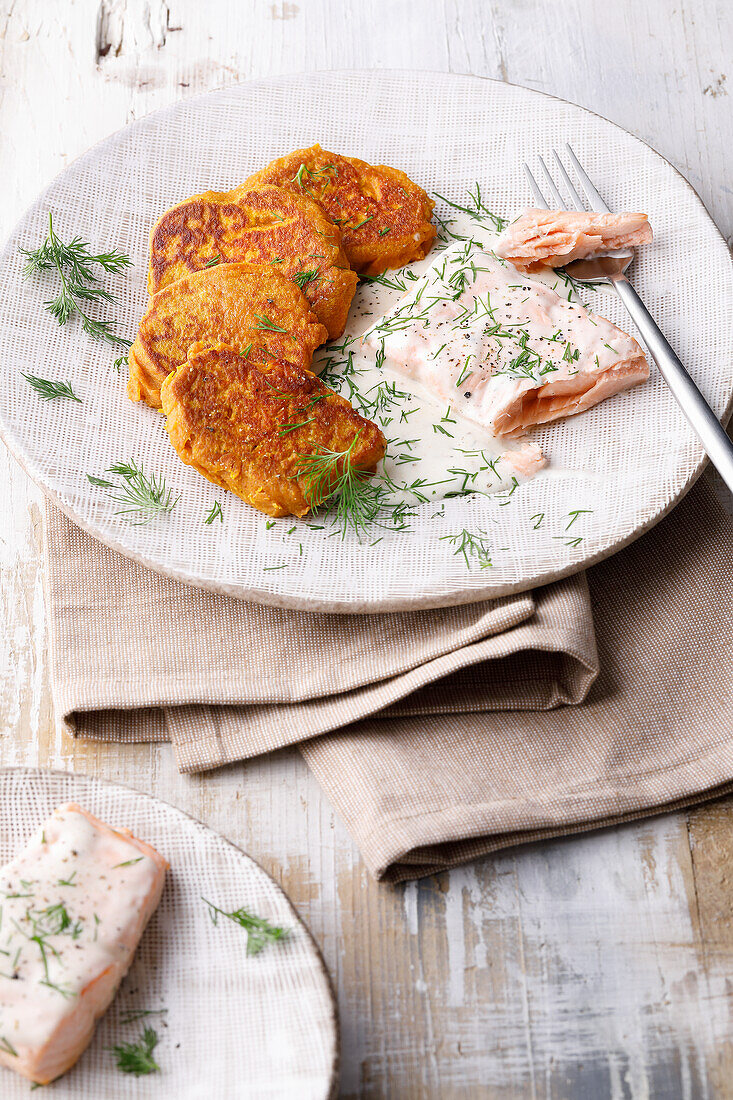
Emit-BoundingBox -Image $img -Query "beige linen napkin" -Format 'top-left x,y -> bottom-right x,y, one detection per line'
43,472 -> 731,881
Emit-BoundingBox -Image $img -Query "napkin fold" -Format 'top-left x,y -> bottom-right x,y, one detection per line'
43,471 -> 732,882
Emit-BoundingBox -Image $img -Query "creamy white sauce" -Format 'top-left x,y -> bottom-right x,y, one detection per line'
0,806 -> 161,1058
311,214 -> 552,513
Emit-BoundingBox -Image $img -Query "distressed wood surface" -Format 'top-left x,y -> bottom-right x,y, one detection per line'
1,2 -> 732,1097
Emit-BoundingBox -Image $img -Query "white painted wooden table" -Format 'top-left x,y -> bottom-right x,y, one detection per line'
1,3 -> 732,1096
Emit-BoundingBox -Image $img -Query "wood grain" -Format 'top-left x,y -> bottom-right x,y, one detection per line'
0,2 -> 731,1096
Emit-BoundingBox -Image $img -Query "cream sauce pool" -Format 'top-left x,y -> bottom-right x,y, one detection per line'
311,213 -> 559,512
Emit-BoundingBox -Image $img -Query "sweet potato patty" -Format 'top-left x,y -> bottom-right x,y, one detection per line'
127,262 -> 327,409
148,184 -> 357,338
160,341 -> 386,517
241,144 -> 436,275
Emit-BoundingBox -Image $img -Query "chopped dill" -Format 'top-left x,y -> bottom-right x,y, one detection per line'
565,509 -> 593,530
433,183 -> 507,232
292,268 -> 320,289
278,416 -> 315,436
118,1008 -> 168,1026
204,501 -> 224,525
254,314 -> 288,334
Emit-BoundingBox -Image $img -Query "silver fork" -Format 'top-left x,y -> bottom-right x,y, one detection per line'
524,144 -> 733,493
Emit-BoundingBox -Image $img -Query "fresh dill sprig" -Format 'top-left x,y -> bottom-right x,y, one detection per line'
291,162 -> 337,196
565,508 -> 593,530
0,1036 -> 18,1057
87,460 -> 179,524
439,528 -> 493,570
22,374 -> 81,402
254,313 -> 288,334
292,268 -> 320,289
202,897 -> 288,956
20,214 -> 132,347
433,183 -> 507,232
109,1026 -> 160,1076
296,434 -> 384,539
118,1008 -> 168,1026
20,215 -> 131,280
204,501 -> 224,525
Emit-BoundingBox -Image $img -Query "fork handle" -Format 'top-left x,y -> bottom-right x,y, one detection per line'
612,275 -> 733,493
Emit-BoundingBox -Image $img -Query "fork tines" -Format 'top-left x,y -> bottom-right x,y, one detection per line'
523,145 -> 611,213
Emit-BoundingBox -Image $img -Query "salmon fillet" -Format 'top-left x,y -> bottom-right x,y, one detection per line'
363,242 -> 649,438
0,804 -> 167,1085
495,209 -> 652,271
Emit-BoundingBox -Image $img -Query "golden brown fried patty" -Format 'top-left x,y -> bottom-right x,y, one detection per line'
148,184 -> 357,338
160,342 -> 386,518
241,144 -> 436,275
128,262 -> 327,409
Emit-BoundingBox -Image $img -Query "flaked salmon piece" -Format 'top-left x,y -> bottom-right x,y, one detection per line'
363,241 -> 649,438
500,441 -> 547,480
0,804 -> 167,1085
495,209 -> 652,270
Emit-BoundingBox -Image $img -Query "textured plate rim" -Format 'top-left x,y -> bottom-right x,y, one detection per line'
0,766 -> 340,1099
0,69 -> 730,613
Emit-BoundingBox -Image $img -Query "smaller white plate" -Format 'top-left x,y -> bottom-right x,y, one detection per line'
0,769 -> 337,1100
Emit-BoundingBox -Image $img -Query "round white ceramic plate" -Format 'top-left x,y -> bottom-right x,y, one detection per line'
0,769 -> 337,1100
0,71 -> 730,611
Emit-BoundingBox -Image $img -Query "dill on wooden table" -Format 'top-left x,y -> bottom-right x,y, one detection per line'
20,212 -> 132,348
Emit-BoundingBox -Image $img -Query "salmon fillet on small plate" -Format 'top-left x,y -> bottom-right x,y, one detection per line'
0,804 -> 167,1085
495,209 -> 652,271
362,240 -> 649,438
